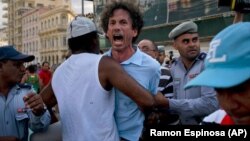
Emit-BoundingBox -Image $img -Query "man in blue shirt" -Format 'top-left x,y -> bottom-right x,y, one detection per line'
0,46 -> 51,141
155,21 -> 219,125
101,2 -> 161,140
186,22 -> 250,125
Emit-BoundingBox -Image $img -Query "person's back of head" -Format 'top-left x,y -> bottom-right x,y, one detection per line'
27,64 -> 37,74
67,16 -> 99,54
100,1 -> 143,43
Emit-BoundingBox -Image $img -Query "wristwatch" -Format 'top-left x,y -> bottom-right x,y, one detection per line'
36,104 -> 47,116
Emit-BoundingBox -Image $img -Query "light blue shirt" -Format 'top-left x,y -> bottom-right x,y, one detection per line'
106,46 -> 161,141
0,84 -> 51,141
169,53 -> 219,124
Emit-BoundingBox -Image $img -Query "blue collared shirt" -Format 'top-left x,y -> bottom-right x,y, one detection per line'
169,53 -> 219,124
106,46 -> 160,141
0,84 -> 51,141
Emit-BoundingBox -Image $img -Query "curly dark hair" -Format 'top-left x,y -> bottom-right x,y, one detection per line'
100,1 -> 144,43
27,64 -> 37,73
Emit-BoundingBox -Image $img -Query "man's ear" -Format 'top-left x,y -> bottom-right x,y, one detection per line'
173,41 -> 178,50
132,29 -> 138,38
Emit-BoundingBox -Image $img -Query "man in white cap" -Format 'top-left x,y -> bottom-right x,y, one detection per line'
36,16 -> 156,141
0,46 -> 51,141
155,21 -> 219,124
186,22 -> 250,125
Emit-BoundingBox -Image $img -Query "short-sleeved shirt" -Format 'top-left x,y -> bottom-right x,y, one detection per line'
38,70 -> 52,86
0,84 -> 51,141
106,46 -> 161,141
169,53 -> 219,124
158,66 -> 173,98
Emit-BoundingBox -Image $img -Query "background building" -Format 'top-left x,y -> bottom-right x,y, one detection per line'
93,0 -> 250,55
2,0 -> 70,51
2,0 -> 77,65
39,5 -> 74,65
22,7 -> 50,64
0,27 -> 8,46
3,0 -> 249,63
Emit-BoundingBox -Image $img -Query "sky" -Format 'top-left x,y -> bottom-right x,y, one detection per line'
71,0 -> 93,15
0,1 -> 93,28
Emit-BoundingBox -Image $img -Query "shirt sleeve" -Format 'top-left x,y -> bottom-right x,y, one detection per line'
149,66 -> 161,95
168,86 -> 219,119
28,110 -> 51,132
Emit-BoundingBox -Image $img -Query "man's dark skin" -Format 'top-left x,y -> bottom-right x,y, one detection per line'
40,32 -> 156,117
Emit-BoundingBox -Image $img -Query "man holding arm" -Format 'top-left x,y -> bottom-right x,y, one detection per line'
186,22 -> 250,125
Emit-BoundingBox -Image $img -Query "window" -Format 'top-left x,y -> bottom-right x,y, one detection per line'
63,36 -> 66,46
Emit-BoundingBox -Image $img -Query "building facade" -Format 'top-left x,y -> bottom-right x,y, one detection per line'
92,0 -> 247,54
22,7 -> 50,64
2,0 -> 70,51
3,0 -> 75,65
0,27 -> 8,47
39,5 -> 74,65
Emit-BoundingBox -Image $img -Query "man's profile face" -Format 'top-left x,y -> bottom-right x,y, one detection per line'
1,60 -> 25,84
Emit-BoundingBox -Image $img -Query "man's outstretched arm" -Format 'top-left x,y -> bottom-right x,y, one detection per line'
40,81 -> 57,108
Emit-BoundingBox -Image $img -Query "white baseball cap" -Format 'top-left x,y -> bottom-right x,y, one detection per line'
67,16 -> 97,40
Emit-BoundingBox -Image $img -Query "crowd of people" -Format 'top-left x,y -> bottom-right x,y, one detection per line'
0,1 -> 249,141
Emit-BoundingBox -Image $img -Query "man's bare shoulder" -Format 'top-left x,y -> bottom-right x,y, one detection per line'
99,56 -> 118,67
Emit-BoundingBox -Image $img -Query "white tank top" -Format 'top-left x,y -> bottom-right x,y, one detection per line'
52,53 -> 119,141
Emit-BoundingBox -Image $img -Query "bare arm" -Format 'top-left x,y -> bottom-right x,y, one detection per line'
99,56 -> 155,111
39,81 -> 57,108
38,75 -> 43,92
233,11 -> 244,24
154,92 -> 169,109
20,74 -> 27,84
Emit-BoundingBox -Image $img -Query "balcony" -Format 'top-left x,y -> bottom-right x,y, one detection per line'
2,22 -> 8,26
2,0 -> 8,3
39,24 -> 67,35
2,13 -> 8,18
3,6 -> 8,11
16,7 -> 32,11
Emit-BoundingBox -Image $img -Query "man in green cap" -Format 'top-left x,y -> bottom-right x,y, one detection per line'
155,21 -> 219,124
186,22 -> 250,125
